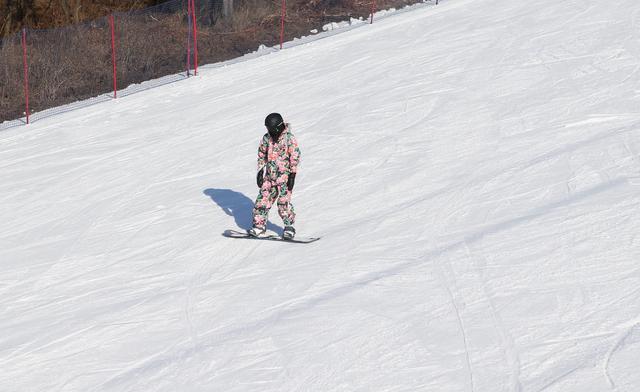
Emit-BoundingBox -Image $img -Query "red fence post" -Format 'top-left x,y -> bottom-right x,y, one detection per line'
190,0 -> 198,76
21,28 -> 30,124
186,0 -> 192,76
109,15 -> 118,98
370,0 -> 377,24
280,0 -> 286,49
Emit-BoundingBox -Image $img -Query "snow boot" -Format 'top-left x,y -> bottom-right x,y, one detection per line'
283,226 -> 296,240
248,226 -> 266,237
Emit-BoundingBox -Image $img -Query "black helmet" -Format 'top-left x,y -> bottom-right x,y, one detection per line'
265,113 -> 286,140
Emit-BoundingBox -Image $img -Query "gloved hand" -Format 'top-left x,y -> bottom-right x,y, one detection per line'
257,169 -> 264,188
287,173 -> 296,191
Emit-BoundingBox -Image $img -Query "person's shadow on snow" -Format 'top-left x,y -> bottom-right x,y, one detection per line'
203,188 -> 283,233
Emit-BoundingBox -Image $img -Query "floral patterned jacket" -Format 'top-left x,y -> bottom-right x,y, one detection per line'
257,124 -> 301,184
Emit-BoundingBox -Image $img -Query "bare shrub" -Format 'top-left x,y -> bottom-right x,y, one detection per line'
22,20 -> 111,115
116,10 -> 191,87
0,34 -> 26,122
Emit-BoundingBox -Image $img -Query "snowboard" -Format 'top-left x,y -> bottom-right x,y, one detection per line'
223,229 -> 320,244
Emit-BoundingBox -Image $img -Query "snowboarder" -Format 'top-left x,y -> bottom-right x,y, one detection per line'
248,113 -> 301,239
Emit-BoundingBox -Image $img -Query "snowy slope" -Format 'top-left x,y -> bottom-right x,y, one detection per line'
1,0 -> 640,390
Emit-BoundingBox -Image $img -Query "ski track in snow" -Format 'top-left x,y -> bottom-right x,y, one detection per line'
2,0 -> 640,390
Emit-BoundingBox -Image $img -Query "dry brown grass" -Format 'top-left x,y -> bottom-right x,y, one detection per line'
1,0 -> 165,37
0,35 -> 25,121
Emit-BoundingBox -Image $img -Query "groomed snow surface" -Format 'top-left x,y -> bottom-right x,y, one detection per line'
2,0 -> 640,390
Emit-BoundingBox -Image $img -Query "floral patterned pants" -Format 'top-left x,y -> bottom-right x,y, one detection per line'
252,180 -> 295,229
